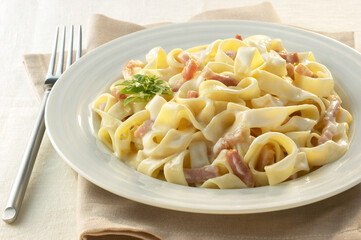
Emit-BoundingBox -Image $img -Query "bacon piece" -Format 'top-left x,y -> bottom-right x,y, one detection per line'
287,172 -> 298,181
318,96 -> 341,145
226,149 -> 254,187
111,88 -> 127,101
186,90 -> 199,98
121,115 -> 131,122
286,63 -> 295,79
134,119 -> 154,138
250,128 -> 262,137
318,122 -> 337,145
225,50 -> 237,60
172,85 -> 181,92
235,34 -> 242,40
176,52 -> 196,78
323,96 -> 341,123
122,60 -> 145,79
184,165 -> 219,185
213,127 -> 248,157
176,52 -> 191,65
295,64 -> 318,78
182,59 -> 198,81
204,68 -> 239,87
172,53 -> 199,92
255,144 -> 275,171
278,51 -> 299,64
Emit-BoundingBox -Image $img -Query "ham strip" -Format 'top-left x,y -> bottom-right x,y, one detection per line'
134,119 -> 154,138
173,52 -> 198,92
184,165 -> 219,185
323,95 -> 341,123
235,34 -> 243,40
277,51 -> 298,79
182,59 -> 198,81
186,90 -> 199,98
111,88 -> 127,101
176,52 -> 198,81
122,60 -> 145,79
204,68 -> 239,87
213,127 -> 248,157
176,52 -> 191,65
226,149 -> 254,187
225,50 -> 237,60
256,144 -> 276,171
318,96 -> 341,145
278,51 -> 299,64
286,63 -> 295,79
318,122 -> 337,145
287,173 -> 298,181
295,64 -> 318,78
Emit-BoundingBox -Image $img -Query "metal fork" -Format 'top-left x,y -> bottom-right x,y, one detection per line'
2,26 -> 82,224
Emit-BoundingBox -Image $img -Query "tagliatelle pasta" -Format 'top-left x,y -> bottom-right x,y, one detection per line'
93,34 -> 352,189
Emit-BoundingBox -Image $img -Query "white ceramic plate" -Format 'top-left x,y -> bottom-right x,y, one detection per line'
45,20 -> 361,214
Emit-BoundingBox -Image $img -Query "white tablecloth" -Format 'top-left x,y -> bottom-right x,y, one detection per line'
1,0 -> 360,239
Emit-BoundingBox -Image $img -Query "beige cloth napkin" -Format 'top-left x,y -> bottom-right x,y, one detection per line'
23,2 -> 361,240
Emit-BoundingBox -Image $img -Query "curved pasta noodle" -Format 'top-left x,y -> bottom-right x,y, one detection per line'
175,97 -> 215,124
199,77 -> 260,103
241,104 -> 319,132
215,38 -> 247,65
244,132 -> 309,186
254,69 -> 326,116
300,123 -> 349,166
114,110 -> 149,158
264,50 -> 287,77
234,47 -> 264,78
93,35 -> 352,189
294,62 -> 334,97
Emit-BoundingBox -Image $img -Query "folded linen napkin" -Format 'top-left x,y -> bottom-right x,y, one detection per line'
23,2 -> 361,240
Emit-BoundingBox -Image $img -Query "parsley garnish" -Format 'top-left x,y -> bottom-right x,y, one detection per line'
117,74 -> 173,105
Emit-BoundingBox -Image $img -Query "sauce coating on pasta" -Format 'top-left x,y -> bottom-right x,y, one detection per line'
93,35 -> 352,188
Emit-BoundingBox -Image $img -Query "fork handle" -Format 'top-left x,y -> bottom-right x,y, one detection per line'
2,89 -> 50,224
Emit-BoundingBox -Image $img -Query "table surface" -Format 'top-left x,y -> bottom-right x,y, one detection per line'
1,0 -> 361,238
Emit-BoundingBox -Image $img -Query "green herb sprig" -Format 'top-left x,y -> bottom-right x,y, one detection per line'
117,74 -> 173,105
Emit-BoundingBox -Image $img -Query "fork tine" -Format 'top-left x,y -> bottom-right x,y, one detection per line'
76,25 -> 82,61
46,27 -> 59,77
56,26 -> 66,76
66,25 -> 74,69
